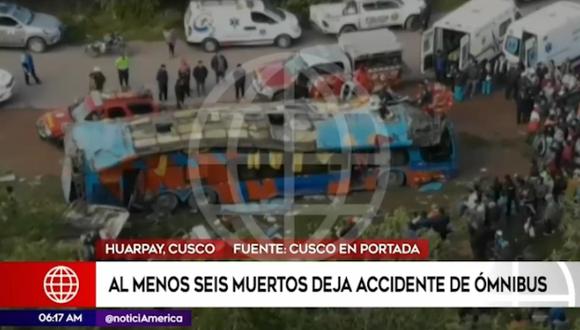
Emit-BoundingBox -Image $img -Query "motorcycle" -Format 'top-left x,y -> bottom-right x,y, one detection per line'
84,33 -> 127,57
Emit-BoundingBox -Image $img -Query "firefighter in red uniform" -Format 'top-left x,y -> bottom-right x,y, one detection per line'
354,64 -> 374,94
432,82 -> 453,119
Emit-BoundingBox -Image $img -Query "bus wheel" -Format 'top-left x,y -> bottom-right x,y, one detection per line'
388,171 -> 406,187
152,193 -> 179,214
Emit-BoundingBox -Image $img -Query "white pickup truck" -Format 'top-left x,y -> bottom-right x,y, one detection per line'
310,0 -> 426,34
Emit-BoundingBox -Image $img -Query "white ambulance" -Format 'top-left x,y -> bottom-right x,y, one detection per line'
503,1 -> 580,69
421,0 -> 521,73
184,0 -> 302,52
310,0 -> 427,34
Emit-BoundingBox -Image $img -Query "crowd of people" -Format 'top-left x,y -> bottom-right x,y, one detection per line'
83,46 -> 248,109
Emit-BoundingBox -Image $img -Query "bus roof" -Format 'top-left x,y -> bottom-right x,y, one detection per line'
506,1 -> 580,36
434,0 -> 515,34
65,97 -> 447,171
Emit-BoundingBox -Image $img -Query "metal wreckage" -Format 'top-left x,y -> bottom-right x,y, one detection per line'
61,95 -> 458,241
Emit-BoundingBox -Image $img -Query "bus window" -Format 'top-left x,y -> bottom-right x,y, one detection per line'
301,164 -> 328,175
419,130 -> 453,163
237,165 -> 259,181
259,164 -> 285,178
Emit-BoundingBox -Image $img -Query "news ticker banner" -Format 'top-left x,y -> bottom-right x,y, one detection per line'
1,261 -> 580,308
0,310 -> 191,327
95,239 -> 430,260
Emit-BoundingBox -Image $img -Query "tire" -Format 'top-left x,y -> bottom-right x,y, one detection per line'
27,37 -> 47,53
339,25 -> 357,35
151,193 -> 179,214
388,170 -> 406,188
404,15 -> 421,31
275,34 -> 292,49
202,38 -> 219,53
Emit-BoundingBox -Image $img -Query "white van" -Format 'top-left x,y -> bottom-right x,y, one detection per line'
184,0 -> 302,52
421,0 -> 521,73
310,0 -> 426,34
503,1 -> 580,69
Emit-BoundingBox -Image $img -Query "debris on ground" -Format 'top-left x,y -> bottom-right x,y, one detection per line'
419,182 -> 443,193
0,173 -> 16,183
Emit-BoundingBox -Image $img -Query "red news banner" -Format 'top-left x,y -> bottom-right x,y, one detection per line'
96,239 -> 429,260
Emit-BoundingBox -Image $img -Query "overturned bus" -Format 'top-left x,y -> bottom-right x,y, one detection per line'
62,96 -> 458,213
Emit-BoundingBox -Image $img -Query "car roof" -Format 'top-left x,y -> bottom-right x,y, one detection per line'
299,44 -> 349,67
435,0 -> 515,33
83,91 -> 153,110
338,28 -> 401,58
507,1 -> 580,36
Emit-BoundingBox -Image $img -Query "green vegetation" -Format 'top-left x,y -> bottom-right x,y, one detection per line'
0,178 -> 77,260
3,174 -> 580,328
58,1 -> 184,43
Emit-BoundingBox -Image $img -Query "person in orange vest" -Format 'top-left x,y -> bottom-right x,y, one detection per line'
431,82 -> 453,118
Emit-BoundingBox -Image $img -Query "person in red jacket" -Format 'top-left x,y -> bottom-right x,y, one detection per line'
354,64 -> 374,94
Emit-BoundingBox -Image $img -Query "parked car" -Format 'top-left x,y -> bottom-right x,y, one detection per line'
184,0 -> 301,52
310,0 -> 426,34
252,28 -> 405,101
36,90 -> 159,142
0,68 -> 15,103
0,2 -> 64,52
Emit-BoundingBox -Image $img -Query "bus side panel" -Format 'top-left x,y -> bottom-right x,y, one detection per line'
245,178 -> 279,201
294,173 -> 340,196
327,172 -> 350,196
87,171 -> 123,206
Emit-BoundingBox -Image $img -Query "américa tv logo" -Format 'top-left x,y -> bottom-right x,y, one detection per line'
43,265 -> 80,304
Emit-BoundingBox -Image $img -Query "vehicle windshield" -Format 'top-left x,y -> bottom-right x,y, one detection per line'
70,99 -> 91,122
284,54 -> 308,76
505,36 -> 520,57
11,6 -> 33,24
264,4 -> 285,20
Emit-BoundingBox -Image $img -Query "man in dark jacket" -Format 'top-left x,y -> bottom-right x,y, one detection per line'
233,64 -> 246,101
211,52 -> 228,84
175,76 -> 186,109
156,64 -> 169,101
193,60 -> 208,97
21,51 -> 41,85
89,66 -> 106,92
